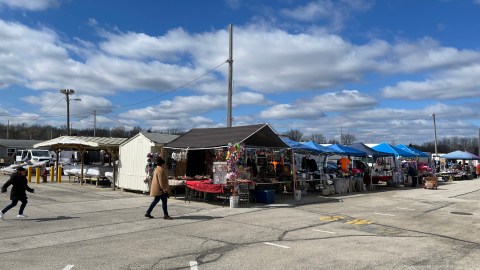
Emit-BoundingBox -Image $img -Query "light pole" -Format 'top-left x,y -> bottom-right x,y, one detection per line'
59,89 -> 76,135
430,113 -> 438,160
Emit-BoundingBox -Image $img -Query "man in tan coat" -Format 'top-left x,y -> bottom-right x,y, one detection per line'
145,156 -> 173,219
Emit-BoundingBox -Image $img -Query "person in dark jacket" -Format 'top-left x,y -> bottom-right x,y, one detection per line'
1,167 -> 35,219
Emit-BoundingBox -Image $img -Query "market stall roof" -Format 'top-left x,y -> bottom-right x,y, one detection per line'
33,136 -> 127,150
326,144 -> 367,157
372,142 -> 417,158
348,142 -> 393,158
441,150 -> 480,160
396,144 -> 429,158
164,124 -> 289,150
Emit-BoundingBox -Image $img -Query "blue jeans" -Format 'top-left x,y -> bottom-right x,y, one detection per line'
2,198 -> 28,215
146,193 -> 168,216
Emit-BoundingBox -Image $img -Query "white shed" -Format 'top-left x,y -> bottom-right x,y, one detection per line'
118,132 -> 179,192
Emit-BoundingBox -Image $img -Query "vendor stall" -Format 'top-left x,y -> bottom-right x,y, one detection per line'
163,124 -> 291,206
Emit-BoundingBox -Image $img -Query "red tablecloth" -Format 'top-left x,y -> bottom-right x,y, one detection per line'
186,180 -> 225,194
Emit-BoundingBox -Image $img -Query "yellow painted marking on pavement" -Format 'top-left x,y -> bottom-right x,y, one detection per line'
319,215 -> 346,222
345,219 -> 374,225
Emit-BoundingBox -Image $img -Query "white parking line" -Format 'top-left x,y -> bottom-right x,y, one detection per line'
63,265 -> 74,270
414,202 -> 429,205
263,242 -> 291,249
396,207 -> 415,211
374,212 -> 395,216
190,261 -> 198,270
312,229 -> 336,234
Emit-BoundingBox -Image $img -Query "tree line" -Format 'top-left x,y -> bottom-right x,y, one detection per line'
282,129 -> 480,155
0,123 -> 185,140
1,123 -> 478,155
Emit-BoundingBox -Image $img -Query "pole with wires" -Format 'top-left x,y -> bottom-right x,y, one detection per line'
227,24 -> 233,127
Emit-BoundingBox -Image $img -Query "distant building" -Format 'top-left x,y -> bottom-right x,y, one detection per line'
0,139 -> 44,165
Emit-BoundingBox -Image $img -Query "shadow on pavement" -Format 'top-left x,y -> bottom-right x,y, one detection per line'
31,216 -> 80,222
173,215 -> 222,220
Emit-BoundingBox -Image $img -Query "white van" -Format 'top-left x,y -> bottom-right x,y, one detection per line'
15,149 -> 53,165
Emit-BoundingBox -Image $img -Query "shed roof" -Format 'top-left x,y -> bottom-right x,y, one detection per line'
142,133 -> 179,144
164,124 -> 289,150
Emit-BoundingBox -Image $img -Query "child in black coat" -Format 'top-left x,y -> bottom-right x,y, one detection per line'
1,167 -> 35,219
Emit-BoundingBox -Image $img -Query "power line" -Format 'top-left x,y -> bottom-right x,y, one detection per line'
97,113 -> 139,129
23,97 -> 64,125
81,61 -> 227,110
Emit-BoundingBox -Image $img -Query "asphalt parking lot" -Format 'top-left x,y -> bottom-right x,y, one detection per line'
1,175 -> 479,270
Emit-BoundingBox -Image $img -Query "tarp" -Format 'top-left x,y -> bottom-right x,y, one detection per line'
372,143 -> 417,158
326,144 -> 366,156
441,150 -> 480,160
396,144 -> 429,158
164,124 -> 289,150
348,142 -> 393,158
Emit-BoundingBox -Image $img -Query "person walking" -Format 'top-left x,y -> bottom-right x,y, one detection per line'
145,156 -> 173,220
1,167 -> 35,219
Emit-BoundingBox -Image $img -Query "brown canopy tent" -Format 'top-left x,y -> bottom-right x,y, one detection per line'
164,123 -> 289,150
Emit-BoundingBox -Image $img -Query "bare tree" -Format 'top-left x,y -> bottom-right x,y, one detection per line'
283,129 -> 303,141
309,133 -> 327,144
341,133 -> 357,145
328,138 -> 340,144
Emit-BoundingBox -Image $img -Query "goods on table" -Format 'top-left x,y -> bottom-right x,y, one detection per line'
423,175 -> 438,190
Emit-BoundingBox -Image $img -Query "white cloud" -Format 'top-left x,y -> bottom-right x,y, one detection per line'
260,104 -> 325,120
382,64 -> 480,99
378,38 -> 480,73
120,92 -> 270,120
304,90 -> 377,111
0,0 -> 60,11
280,0 -> 373,30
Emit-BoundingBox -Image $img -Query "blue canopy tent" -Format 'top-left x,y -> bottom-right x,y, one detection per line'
348,142 -> 393,190
326,144 -> 367,157
349,142 -> 393,159
372,143 -> 417,158
396,144 -> 429,158
282,138 -> 325,154
441,150 -> 480,160
301,141 -> 334,154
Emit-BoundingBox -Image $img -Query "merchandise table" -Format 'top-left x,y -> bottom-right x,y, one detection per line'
331,178 -> 364,194
185,179 -> 254,205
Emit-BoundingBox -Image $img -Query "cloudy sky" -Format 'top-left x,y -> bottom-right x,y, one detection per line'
0,0 -> 479,144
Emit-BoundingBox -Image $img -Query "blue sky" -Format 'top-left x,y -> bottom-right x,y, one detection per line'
0,0 -> 479,144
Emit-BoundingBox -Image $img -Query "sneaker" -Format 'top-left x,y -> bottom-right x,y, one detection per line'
17,214 -> 27,218
163,216 -> 173,220
145,214 -> 154,219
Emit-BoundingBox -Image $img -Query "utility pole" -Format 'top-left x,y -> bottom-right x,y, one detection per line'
227,24 -> 233,127
478,128 -> 480,156
93,109 -> 97,137
340,126 -> 343,144
59,89 -> 75,135
431,113 -> 438,158
6,120 -> 9,139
